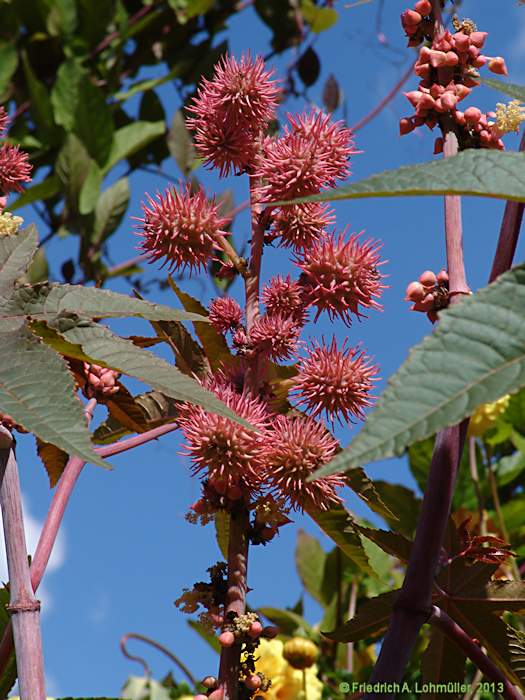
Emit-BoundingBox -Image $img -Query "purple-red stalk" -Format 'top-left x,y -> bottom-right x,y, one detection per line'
429,607 -> 523,700
0,426 -> 46,700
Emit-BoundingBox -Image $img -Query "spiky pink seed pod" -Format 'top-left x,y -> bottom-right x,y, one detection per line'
0,107 -> 8,137
249,313 -> 300,362
262,275 -> 306,324
293,338 -> 379,423
271,202 -> 335,250
405,281 -> 426,302
177,380 -> 269,491
83,363 -> 120,399
419,270 -> 437,287
254,111 -> 355,201
209,297 -> 243,333
0,144 -> 32,194
218,631 -> 235,648
191,120 -> 258,177
245,675 -> 262,691
488,57 -> 508,76
135,184 -> 228,273
296,229 -> 386,326
187,53 -> 280,131
262,415 -> 344,511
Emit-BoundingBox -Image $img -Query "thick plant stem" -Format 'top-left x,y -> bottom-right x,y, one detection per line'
429,607 -> 523,700
489,130 -> 525,283
218,507 -> 250,700
0,426 -> 46,700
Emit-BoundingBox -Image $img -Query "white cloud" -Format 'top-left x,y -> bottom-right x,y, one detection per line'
88,592 -> 110,625
0,497 -> 66,614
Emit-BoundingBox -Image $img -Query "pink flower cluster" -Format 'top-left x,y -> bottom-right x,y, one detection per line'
405,269 -> 449,323
82,363 -> 121,400
0,106 -> 32,198
400,5 -> 509,151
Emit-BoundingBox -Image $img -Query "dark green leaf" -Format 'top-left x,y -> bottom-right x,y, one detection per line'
104,121 -> 165,172
323,590 -> 397,641
317,265 -> 525,476
258,607 -> 314,637
93,178 -> 130,244
271,151 -> 525,207
0,225 -> 38,297
168,110 -> 197,177
79,161 -> 103,215
0,42 -> 18,97
295,530 -> 327,605
10,176 -> 61,212
482,77 -> 525,102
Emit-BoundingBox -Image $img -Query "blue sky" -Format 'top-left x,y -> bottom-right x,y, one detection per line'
8,1 -> 525,696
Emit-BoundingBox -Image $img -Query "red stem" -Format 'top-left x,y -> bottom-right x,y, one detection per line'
429,607 -> 523,700
489,130 -> 525,283
0,427 -> 46,700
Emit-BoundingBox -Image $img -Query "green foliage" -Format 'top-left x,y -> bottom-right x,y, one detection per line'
482,77 -> 525,102
317,264 -> 525,476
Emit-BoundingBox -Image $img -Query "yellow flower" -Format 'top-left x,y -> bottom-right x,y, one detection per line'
494,100 -> 525,135
252,638 -> 323,700
0,211 -> 23,237
468,395 -> 510,437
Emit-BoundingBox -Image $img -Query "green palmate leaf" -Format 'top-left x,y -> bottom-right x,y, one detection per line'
47,317 -> 248,425
7,283 -> 207,324
371,482 -> 421,537
356,524 -> 412,563
0,322 -> 107,467
482,77 -> 525,102
317,264 -> 525,476
345,467 -> 397,521
169,278 -> 232,371
21,52 -> 57,138
0,226 -> 38,297
215,510 -> 229,559
93,178 -> 130,244
168,110 -> 197,177
496,451 -> 525,487
295,530 -> 327,605
10,175 -> 61,212
51,59 -> 114,165
421,628 -> 466,700
449,581 -> 525,612
56,134 -> 93,208
305,505 -> 374,576
508,625 -> 525,685
79,161 -> 103,215
187,619 -> 221,653
104,121 -> 165,173
271,151 -> 525,207
36,438 -> 69,487
0,41 -> 18,97
258,607 -> 314,638
323,590 -> 398,641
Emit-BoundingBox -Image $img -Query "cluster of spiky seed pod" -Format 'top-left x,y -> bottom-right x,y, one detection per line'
400,4 -> 511,151
405,269 -> 449,323
0,106 -> 32,199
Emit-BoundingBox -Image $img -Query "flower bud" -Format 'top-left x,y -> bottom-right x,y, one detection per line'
218,631 -> 235,647
469,31 -> 488,48
399,117 -> 416,135
488,57 -> 508,76
419,270 -> 437,287
283,637 -> 319,670
208,690 -> 224,700
405,281 -> 426,302
248,621 -> 263,638
437,269 -> 449,284
402,9 -> 422,26
464,107 -> 482,124
202,677 -> 218,690
414,0 -> 431,14
453,32 -> 470,52
245,675 -> 262,691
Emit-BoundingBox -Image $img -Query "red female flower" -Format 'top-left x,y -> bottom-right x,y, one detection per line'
271,202 -> 335,250
293,338 -> 379,424
249,313 -> 300,362
177,380 -> 269,493
0,144 -> 32,195
262,415 -> 344,511
296,229 -> 386,325
262,275 -> 306,324
135,184 -> 228,273
187,53 -> 280,176
254,111 -> 355,202
209,297 -> 243,334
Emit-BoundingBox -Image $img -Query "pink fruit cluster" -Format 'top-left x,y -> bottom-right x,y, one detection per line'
405,269 -> 449,323
400,5 -> 509,151
0,106 -> 32,199
82,363 -> 121,399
